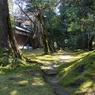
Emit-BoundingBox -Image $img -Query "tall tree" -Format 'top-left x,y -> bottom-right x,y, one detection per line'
0,0 -> 22,59
15,0 -> 58,54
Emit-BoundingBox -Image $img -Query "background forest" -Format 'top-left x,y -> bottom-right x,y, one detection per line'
9,0 -> 95,53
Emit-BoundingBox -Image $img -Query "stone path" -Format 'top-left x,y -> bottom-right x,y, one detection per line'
43,67 -> 69,95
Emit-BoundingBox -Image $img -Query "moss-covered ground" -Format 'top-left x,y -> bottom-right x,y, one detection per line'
1,48 -> 95,95
22,49 -> 95,95
57,50 -> 95,95
0,48 -> 56,95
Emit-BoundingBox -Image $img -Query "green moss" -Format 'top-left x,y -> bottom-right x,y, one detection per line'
57,50 -> 95,94
0,68 -> 55,95
21,49 -> 95,94
0,48 -> 56,95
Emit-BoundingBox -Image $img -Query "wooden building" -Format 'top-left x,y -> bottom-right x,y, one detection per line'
15,26 -> 31,46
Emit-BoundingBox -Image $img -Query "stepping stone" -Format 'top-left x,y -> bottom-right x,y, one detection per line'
45,68 -> 57,75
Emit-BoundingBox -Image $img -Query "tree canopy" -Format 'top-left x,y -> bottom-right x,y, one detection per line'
4,0 -> 95,54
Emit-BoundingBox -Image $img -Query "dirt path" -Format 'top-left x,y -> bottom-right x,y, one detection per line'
39,51 -> 78,95
24,50 -> 79,95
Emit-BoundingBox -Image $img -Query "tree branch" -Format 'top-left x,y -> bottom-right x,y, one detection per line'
15,3 -> 39,29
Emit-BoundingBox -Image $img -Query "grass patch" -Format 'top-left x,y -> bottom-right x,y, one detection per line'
57,50 -> 95,94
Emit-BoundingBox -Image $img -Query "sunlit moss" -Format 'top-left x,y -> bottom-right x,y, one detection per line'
10,90 -> 17,95
3,87 -> 8,90
79,80 -> 93,89
57,50 -> 95,94
0,71 -> 5,74
18,80 -> 28,84
32,82 -> 45,86
16,74 -> 23,77
0,49 -> 56,95
32,77 -> 45,86
20,49 -> 95,95
0,69 -> 55,95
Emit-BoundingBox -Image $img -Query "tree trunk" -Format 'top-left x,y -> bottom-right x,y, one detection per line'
41,15 -> 56,53
30,25 -> 40,49
89,36 -> 94,51
84,34 -> 88,49
0,1 -> 10,49
42,34 -> 50,54
0,0 -> 22,59
37,10 -> 56,54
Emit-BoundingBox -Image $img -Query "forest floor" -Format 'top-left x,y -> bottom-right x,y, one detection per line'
22,49 -> 95,95
0,49 -> 95,95
0,49 -> 56,95
0,65 -> 56,95
22,49 -> 78,95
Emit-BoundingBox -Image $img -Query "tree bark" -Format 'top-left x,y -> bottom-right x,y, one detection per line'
37,9 -> 56,54
89,35 -> 94,51
42,34 -> 50,54
0,1 -> 10,49
84,34 -> 88,49
0,0 -> 22,59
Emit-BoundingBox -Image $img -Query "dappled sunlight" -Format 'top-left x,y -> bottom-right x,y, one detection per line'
18,80 -> 28,84
0,71 -> 5,74
3,87 -> 8,90
36,55 -> 60,62
22,49 -> 95,94
58,56 -> 79,62
41,66 -> 52,70
22,49 -> 82,78
22,49 -> 79,69
32,82 -> 45,86
61,64 -> 74,78
0,69 -> 55,95
32,77 -> 45,86
16,74 -> 23,77
59,58 -> 82,78
58,55 -> 75,59
75,50 -> 95,58
76,80 -> 95,94
57,50 -> 95,94
10,90 -> 17,95
79,80 -> 93,89
22,50 -> 44,57
0,49 -> 63,95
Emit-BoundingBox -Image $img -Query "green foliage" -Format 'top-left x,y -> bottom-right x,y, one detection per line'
55,0 -> 95,50
10,15 -> 17,32
8,1 -> 17,31
0,61 -> 3,66
15,0 -> 95,50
